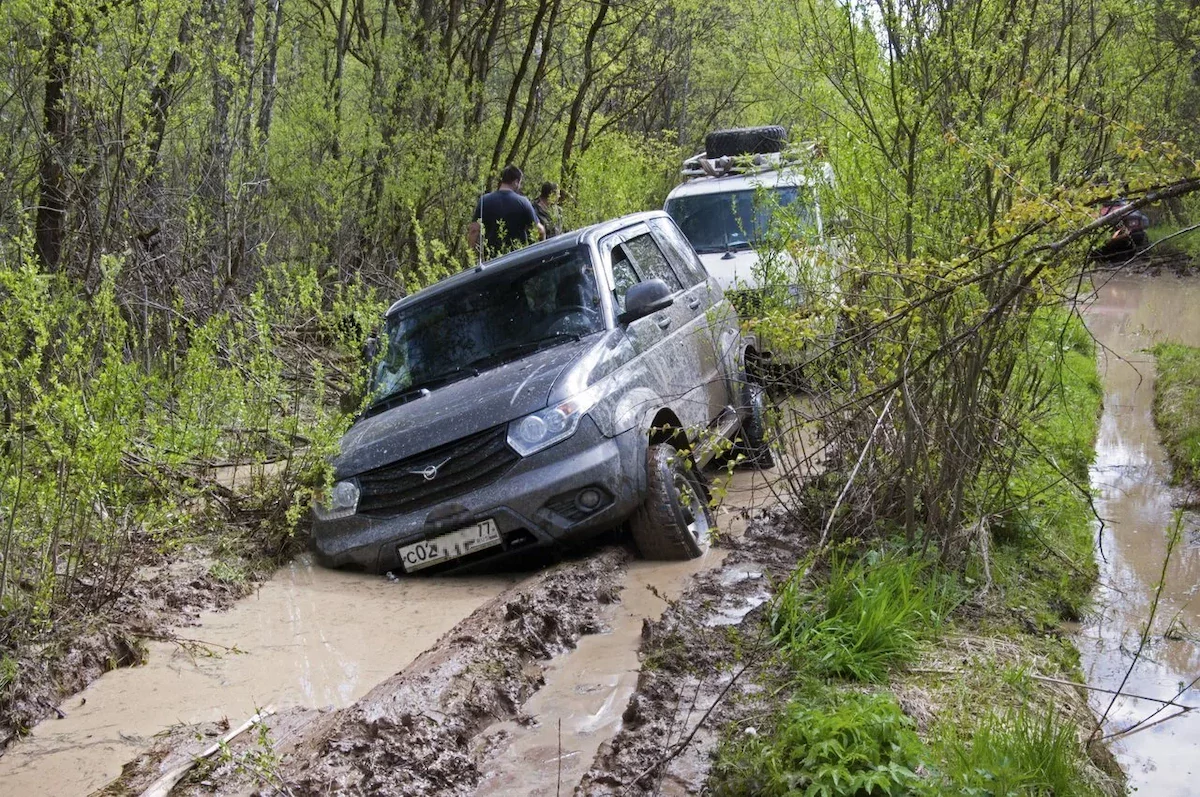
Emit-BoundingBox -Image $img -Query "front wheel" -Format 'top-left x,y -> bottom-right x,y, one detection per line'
736,382 -> 776,469
630,443 -> 714,560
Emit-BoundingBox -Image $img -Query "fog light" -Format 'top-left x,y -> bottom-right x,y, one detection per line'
576,488 -> 603,513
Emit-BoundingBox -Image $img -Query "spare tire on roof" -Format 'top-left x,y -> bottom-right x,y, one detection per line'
705,125 -> 787,158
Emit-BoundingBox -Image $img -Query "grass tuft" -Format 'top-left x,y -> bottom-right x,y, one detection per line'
933,705 -> 1103,796
770,552 -> 960,683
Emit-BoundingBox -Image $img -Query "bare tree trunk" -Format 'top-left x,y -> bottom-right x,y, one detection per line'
258,0 -> 283,140
36,0 -> 73,271
561,0 -> 610,182
331,0 -> 349,159
490,0 -> 552,174
504,0 -> 561,168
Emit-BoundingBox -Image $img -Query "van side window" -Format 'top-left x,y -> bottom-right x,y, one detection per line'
624,234 -> 682,292
649,218 -> 707,287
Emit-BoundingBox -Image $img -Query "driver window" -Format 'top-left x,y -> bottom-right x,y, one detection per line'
609,245 -> 640,312
624,234 -> 682,293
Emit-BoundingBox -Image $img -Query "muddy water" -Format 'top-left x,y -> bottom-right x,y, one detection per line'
0,557 -> 519,797
1079,273 -> 1200,794
471,466 -> 779,797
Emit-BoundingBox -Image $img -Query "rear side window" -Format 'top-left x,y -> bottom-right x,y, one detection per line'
649,218 -> 707,287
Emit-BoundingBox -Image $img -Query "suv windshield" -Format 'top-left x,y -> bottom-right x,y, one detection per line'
666,186 -> 810,254
370,247 -> 603,407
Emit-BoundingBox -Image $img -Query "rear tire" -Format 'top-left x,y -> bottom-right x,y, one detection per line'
705,126 -> 788,158
630,443 -> 713,560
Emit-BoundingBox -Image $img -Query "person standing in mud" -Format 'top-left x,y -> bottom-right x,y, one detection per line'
467,165 -> 545,260
534,182 -> 562,239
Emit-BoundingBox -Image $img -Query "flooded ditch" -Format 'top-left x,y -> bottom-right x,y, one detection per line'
1079,272 -> 1200,795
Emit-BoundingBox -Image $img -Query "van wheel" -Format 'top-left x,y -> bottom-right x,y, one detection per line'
737,383 -> 775,469
631,444 -> 713,560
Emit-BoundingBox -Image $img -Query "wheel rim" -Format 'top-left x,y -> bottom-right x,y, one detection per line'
674,471 -> 711,545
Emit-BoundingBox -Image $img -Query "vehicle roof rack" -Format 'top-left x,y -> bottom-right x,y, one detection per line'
680,141 -> 823,180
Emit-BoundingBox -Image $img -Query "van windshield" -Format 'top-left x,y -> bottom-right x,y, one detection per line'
369,247 -> 603,409
665,186 -> 811,254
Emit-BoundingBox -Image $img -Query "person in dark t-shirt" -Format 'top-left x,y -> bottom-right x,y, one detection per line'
467,164 -> 545,259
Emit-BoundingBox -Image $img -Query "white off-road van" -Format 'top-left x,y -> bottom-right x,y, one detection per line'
664,127 -> 842,375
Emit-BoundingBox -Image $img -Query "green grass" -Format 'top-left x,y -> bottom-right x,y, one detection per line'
980,309 -> 1103,626
1152,341 -> 1200,488
712,305 -> 1120,795
932,705 -> 1105,796
711,691 -> 925,797
1149,222 -> 1200,259
770,552 -> 960,683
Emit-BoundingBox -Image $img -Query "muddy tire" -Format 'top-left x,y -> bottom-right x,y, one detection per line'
630,444 -> 713,560
737,382 -> 775,468
705,126 -> 787,158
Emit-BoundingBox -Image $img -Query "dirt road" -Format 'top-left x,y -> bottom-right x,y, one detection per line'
0,460 -> 788,797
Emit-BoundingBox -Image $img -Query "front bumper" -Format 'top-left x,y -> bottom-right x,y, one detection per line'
311,416 -> 645,573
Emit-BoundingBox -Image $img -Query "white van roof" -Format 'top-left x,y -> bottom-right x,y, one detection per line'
664,167 -> 817,200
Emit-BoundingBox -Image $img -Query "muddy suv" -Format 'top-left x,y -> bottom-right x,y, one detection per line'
312,211 -> 770,574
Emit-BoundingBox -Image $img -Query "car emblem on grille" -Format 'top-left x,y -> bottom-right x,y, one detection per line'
409,457 -> 451,481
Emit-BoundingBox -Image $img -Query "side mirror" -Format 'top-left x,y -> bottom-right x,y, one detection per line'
363,333 -> 380,364
618,278 -> 675,324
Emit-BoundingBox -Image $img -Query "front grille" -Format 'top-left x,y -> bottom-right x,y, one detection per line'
355,425 -> 518,517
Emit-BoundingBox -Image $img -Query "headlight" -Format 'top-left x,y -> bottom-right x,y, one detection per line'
314,480 -> 359,520
507,393 -> 598,457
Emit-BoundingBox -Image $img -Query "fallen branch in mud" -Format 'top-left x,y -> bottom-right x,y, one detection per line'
139,706 -> 275,797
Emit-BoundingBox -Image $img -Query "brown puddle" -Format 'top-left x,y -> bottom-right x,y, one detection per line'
1079,273 -> 1200,794
0,557 -> 520,797
471,465 -> 780,797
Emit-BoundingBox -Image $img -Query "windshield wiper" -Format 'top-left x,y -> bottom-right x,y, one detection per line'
363,367 -> 479,418
462,334 -> 580,372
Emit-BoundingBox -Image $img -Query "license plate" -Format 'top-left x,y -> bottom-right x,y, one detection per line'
398,519 -> 501,572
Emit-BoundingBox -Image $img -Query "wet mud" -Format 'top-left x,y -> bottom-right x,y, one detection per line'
470,466 -> 784,797
0,555 -> 519,796
76,464 -> 797,797
578,503 -> 815,796
100,548 -> 628,797
0,543 -> 256,755
1079,272 -> 1200,795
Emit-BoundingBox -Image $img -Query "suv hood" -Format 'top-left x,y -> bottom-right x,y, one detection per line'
699,250 -> 765,292
335,337 -> 594,477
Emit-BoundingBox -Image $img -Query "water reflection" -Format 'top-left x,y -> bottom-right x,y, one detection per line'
1079,273 -> 1200,794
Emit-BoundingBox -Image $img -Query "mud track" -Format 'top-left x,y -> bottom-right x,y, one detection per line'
103,548 -> 630,796
95,499 -> 812,796
579,507 -> 812,795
